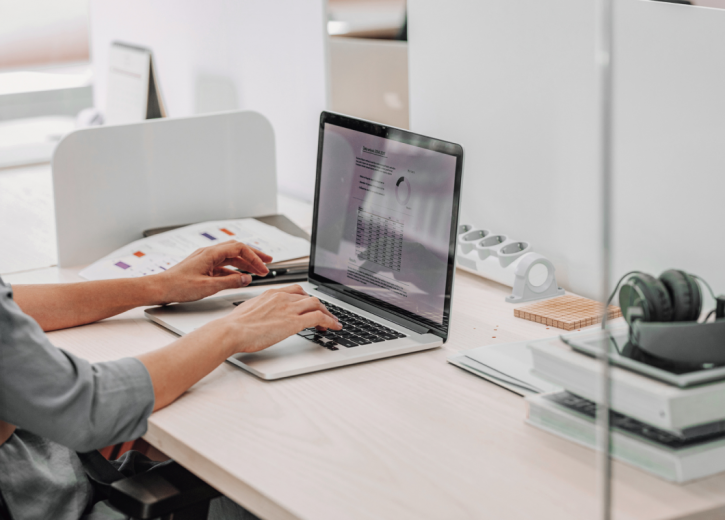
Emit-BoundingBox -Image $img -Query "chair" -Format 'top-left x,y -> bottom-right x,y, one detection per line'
109,461 -> 221,520
80,450 -> 221,520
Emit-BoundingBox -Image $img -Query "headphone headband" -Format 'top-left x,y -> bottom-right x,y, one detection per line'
604,269 -> 724,369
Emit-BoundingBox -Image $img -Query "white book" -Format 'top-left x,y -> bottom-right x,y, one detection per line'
529,339 -> 725,432
526,391 -> 725,483
105,42 -> 166,125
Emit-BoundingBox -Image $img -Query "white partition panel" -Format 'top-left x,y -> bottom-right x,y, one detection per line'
409,0 -> 600,297
410,0 -> 725,299
612,0 -> 725,292
52,111 -> 277,267
90,0 -> 328,201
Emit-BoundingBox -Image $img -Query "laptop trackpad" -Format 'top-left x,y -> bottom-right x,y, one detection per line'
229,334 -> 350,371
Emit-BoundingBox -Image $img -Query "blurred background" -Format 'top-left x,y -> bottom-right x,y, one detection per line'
0,0 -> 407,69
0,0 -> 410,274
0,0 -> 410,172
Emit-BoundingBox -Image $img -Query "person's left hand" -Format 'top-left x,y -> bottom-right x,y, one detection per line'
153,240 -> 273,304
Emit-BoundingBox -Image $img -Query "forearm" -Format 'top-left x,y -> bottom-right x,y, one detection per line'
136,319 -> 236,412
135,286 -> 342,413
13,277 -> 166,331
12,241 -> 270,332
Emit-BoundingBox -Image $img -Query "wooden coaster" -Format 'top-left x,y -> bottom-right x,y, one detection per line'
514,294 -> 621,331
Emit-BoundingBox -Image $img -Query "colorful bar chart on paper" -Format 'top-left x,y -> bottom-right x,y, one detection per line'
79,218 -> 310,281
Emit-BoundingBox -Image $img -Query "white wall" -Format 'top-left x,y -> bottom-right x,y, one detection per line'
409,0 -> 725,301
612,0 -> 725,295
409,0 -> 601,298
90,0 -> 329,201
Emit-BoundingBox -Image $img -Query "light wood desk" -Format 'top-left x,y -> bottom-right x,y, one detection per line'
2,166 -> 724,520
6,263 -> 725,520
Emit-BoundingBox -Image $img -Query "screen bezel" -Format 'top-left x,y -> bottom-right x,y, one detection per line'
308,111 -> 464,340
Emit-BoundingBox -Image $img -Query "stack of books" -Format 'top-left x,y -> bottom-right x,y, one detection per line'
526,337 -> 725,483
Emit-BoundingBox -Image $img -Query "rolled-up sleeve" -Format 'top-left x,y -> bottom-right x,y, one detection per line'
0,278 -> 155,452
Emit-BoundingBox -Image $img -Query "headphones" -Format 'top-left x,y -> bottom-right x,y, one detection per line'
608,270 -> 725,369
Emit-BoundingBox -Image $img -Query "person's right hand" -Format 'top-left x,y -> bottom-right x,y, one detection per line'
138,286 -> 342,413
153,240 -> 272,305
219,285 -> 343,354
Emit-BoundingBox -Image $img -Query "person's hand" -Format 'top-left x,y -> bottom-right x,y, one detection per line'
219,284 -> 342,354
137,285 -> 342,412
153,240 -> 273,304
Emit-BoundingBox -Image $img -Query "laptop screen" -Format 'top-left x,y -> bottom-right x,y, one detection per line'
309,113 -> 463,337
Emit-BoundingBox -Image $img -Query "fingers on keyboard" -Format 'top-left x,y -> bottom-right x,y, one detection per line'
297,300 -> 407,349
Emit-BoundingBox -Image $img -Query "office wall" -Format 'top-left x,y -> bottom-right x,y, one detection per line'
90,0 -> 328,201
612,0 -> 725,294
408,0 -> 601,298
410,0 -> 725,301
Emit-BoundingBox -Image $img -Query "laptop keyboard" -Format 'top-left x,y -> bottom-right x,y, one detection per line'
296,301 -> 406,350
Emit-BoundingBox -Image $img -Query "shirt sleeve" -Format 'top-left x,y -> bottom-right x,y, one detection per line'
0,278 -> 155,453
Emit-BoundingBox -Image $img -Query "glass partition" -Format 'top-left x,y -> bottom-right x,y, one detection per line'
598,0 -> 725,517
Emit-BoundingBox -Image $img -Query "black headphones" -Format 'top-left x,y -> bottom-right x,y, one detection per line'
619,270 -> 705,323
608,270 -> 725,369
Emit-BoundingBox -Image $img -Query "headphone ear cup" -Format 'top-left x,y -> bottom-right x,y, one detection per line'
659,269 -> 702,322
629,273 -> 674,322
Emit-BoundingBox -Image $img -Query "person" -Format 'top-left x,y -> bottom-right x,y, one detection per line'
0,241 -> 341,520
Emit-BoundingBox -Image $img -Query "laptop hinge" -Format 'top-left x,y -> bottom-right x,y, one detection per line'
314,285 -> 431,335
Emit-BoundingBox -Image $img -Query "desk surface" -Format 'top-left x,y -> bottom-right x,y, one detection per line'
3,166 -> 725,520
6,264 -> 725,520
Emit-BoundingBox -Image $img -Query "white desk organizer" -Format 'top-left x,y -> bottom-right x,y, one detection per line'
456,224 -> 565,303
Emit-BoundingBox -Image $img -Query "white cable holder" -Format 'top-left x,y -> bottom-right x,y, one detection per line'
456,224 -> 565,303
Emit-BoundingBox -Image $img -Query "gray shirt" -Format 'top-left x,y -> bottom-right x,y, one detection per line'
0,277 -> 155,519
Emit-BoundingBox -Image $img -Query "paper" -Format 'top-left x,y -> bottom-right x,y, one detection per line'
449,354 -> 540,396
80,218 -> 310,281
104,42 -> 166,124
448,339 -> 561,396
105,43 -> 152,125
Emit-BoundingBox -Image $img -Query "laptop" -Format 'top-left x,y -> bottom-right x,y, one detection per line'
145,111 -> 464,379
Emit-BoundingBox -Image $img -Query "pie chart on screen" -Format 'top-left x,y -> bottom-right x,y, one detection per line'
395,176 -> 411,205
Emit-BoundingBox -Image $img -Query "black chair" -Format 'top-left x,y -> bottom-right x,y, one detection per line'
80,451 -> 221,520
109,461 -> 221,520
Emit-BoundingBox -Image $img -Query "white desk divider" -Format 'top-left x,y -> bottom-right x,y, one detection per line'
408,0 -> 599,298
409,0 -> 725,298
52,110 -> 277,267
611,0 -> 725,293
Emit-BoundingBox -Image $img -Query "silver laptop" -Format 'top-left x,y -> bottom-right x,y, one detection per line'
146,111 -> 464,379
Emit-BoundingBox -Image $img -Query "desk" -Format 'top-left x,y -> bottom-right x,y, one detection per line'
3,162 -> 725,519
6,262 -> 725,520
